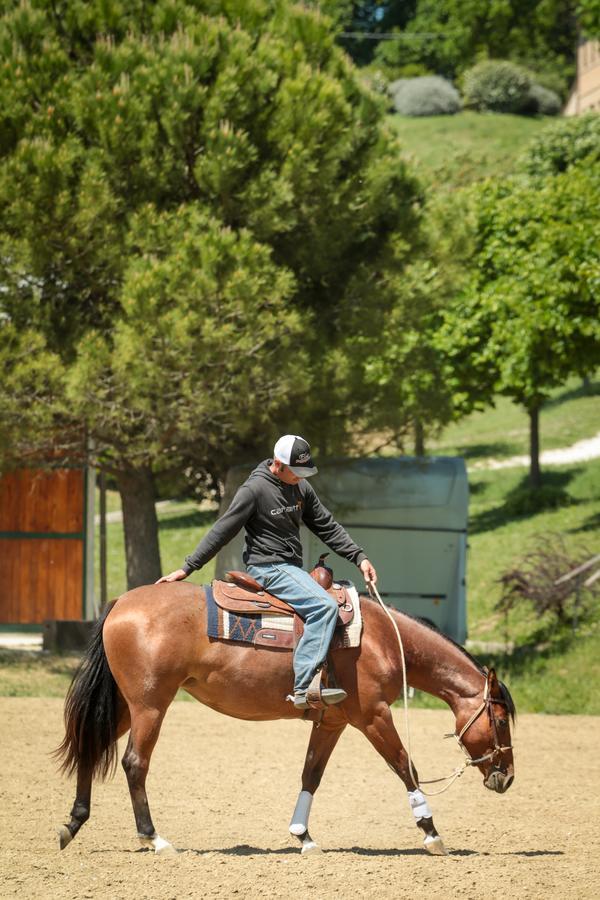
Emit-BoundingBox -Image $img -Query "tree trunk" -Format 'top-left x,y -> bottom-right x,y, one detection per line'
528,405 -> 542,489
99,470 -> 108,609
116,465 -> 162,589
414,419 -> 425,457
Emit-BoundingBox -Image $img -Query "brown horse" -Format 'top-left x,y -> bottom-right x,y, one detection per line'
56,582 -> 515,856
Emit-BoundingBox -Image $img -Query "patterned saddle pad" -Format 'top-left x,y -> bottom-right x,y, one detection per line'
205,582 -> 362,651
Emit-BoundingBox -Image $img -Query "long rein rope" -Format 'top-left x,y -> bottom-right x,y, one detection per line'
366,581 -> 508,797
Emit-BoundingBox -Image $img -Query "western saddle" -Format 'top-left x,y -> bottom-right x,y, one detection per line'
211,555 -> 355,709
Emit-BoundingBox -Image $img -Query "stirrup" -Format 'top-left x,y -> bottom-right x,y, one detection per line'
287,689 -> 347,710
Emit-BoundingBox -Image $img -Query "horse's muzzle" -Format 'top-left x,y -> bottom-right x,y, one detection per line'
484,767 -> 514,793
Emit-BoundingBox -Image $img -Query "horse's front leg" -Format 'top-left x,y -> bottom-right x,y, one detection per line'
360,701 -> 448,856
290,720 -> 346,854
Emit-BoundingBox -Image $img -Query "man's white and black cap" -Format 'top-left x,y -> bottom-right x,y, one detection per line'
273,435 -> 318,478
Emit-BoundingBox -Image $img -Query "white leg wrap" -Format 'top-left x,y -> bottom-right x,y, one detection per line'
408,789 -> 432,821
289,790 -> 313,836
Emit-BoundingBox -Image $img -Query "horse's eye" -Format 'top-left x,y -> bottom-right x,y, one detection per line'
497,718 -> 508,729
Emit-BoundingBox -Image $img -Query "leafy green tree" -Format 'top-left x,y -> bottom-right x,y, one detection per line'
372,0 -> 577,92
577,0 -> 600,35
0,0 -> 423,585
66,207 -> 303,586
354,259 -> 457,454
440,163 -> 600,487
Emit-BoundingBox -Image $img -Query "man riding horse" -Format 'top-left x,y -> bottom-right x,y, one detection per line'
158,434 -> 378,710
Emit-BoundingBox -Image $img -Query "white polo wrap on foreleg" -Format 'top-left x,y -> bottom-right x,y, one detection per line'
289,790 -> 313,836
408,789 -> 432,821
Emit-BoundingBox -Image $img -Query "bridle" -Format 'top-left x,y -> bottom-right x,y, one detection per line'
367,582 -> 513,796
444,672 -> 513,768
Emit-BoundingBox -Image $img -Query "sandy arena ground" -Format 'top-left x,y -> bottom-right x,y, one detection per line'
1,697 -> 599,900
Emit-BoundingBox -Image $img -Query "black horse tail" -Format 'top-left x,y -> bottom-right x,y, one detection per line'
54,600 -> 119,781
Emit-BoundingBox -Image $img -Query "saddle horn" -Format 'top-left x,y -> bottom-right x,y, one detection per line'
310,553 -> 334,591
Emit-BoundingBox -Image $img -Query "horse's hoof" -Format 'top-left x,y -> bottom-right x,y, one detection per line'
58,825 -> 72,850
139,834 -> 177,855
301,839 -> 321,855
155,840 -> 177,856
424,834 -> 448,856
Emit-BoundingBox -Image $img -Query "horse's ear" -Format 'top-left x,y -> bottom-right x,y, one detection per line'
487,668 -> 499,691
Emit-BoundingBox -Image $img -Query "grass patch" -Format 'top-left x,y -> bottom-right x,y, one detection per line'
389,110 -> 555,189
430,375 -> 600,463
0,650 -> 80,697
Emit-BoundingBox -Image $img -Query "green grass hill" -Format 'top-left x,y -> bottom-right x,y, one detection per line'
389,110 -> 556,188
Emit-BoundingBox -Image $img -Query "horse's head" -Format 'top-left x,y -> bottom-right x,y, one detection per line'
454,668 -> 515,794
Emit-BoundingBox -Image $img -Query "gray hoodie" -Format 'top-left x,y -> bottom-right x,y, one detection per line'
183,460 -> 366,574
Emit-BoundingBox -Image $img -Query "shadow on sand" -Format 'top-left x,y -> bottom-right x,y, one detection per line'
125,843 -> 564,858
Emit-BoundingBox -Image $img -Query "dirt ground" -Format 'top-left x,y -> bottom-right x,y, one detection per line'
1,698 -> 599,900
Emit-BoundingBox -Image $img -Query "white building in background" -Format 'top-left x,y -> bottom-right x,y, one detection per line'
565,38 -> 600,114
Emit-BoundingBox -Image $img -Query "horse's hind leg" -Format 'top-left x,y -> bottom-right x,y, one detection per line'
59,700 -> 131,850
360,702 -> 447,856
58,764 -> 93,849
289,721 -> 346,854
122,704 -> 176,856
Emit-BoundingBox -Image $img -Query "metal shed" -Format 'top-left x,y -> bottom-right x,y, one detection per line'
215,456 -> 469,643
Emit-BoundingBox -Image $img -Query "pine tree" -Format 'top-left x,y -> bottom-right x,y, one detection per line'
0,1 -> 422,585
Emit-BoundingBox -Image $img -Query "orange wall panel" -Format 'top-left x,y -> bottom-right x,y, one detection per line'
0,539 -> 83,623
0,467 -> 86,623
0,469 -> 84,534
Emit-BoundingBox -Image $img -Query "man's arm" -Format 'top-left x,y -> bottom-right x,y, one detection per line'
302,484 -> 377,584
156,486 -> 255,583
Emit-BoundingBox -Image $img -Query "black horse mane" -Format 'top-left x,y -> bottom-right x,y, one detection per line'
497,680 -> 517,724
370,598 -> 517,723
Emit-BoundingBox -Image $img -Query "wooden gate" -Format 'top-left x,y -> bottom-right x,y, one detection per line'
0,468 -> 93,625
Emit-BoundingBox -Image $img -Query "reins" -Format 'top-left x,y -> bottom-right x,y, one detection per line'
366,581 -> 512,796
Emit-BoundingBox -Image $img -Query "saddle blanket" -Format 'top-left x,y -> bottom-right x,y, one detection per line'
205,581 -> 362,650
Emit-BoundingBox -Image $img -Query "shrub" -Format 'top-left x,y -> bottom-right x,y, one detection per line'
496,534 -> 599,626
526,68 -> 567,100
520,114 -> 600,176
463,60 -> 532,113
527,83 -> 562,116
389,76 -> 461,117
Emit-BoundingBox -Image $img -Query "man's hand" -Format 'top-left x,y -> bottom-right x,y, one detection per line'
155,568 -> 188,584
360,558 -> 377,585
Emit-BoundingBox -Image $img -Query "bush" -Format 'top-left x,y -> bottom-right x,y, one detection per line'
520,114 -> 600,176
389,76 -> 461,117
527,83 -> 562,116
525,68 -> 567,100
496,534 -> 599,626
463,60 -> 532,113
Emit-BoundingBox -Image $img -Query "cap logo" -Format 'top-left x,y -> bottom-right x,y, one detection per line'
295,451 -> 310,464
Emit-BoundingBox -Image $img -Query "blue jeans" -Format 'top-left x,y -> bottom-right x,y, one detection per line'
247,562 -> 339,694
